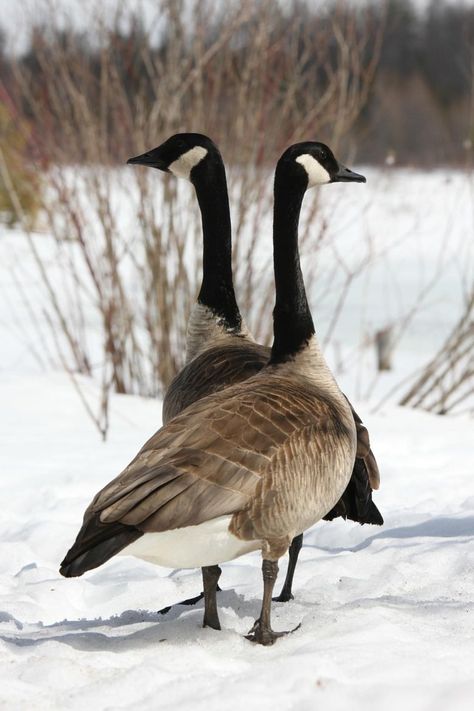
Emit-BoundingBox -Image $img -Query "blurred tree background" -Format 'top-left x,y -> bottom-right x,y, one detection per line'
359,0 -> 474,165
0,0 -> 473,426
0,0 -> 473,171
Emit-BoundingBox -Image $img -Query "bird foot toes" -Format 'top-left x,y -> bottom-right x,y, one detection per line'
245,620 -> 301,645
272,591 -> 294,603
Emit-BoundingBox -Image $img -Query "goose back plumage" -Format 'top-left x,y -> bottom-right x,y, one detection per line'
163,338 -> 268,423
60,363 -> 355,577
163,338 -> 381,524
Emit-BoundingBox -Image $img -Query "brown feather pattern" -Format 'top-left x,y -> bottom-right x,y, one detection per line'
163,339 -> 381,522
82,372 -> 354,557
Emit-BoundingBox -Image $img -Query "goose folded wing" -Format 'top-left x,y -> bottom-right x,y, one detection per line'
60,436 -> 265,577
60,383 -> 313,577
163,342 -> 269,423
347,400 -> 381,491
93,441 -> 264,531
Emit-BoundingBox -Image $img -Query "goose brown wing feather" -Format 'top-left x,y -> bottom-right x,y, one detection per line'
86,378 -> 347,536
349,403 -> 381,491
162,346 -> 382,526
364,448 -> 380,490
323,457 -> 383,525
165,341 -> 381,503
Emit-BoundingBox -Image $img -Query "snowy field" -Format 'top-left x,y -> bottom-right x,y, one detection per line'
0,169 -> 473,710
1,376 -> 473,711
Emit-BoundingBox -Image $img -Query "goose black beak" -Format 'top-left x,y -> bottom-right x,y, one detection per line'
127,151 -> 168,171
332,164 -> 366,183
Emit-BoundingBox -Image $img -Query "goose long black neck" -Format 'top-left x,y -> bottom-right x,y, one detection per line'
192,156 -> 241,332
270,167 -> 315,363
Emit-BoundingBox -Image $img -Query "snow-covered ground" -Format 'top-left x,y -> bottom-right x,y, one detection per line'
0,168 -> 473,710
0,374 -> 473,710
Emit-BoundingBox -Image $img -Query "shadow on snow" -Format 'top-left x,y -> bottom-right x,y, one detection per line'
0,589 -> 260,651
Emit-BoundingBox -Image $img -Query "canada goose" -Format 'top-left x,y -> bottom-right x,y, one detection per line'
60,142 -> 368,645
127,134 -> 382,604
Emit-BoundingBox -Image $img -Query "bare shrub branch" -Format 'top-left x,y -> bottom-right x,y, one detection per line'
2,0 -> 384,417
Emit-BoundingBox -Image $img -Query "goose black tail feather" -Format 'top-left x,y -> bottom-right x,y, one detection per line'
323,457 -> 384,526
60,512 -> 143,578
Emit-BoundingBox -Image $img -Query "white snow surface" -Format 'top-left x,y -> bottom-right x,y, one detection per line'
0,167 -> 473,708
0,373 -> 473,711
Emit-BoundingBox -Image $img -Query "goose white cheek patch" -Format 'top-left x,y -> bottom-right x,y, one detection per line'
169,146 -> 208,179
296,154 -> 331,187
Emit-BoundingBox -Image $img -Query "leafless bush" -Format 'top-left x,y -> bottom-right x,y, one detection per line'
1,0 -> 383,435
398,287 -> 474,415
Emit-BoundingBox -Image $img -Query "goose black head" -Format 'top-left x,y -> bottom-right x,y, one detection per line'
278,141 -> 366,188
127,133 -> 218,182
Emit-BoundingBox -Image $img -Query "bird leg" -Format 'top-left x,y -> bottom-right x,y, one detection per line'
202,564 -> 222,630
158,565 -> 222,614
273,533 -> 303,602
246,559 -> 301,645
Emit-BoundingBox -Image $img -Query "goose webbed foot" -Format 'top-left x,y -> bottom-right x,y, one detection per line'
246,558 -> 301,646
202,564 -> 222,630
272,586 -> 295,602
272,533 -> 303,603
272,590 -> 294,603
245,619 -> 301,646
180,582 -> 223,607
179,591 -> 205,606
158,578 -> 222,615
158,591 -> 204,614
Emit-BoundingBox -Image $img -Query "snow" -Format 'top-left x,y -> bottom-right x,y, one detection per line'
1,168 -> 474,709
1,375 -> 473,710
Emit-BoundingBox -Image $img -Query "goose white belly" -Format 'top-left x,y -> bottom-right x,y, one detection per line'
120,515 -> 261,568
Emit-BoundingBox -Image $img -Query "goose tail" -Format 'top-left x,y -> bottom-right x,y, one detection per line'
323,457 -> 384,526
60,512 -> 142,578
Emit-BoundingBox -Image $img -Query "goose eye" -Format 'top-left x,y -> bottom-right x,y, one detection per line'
319,150 -> 327,161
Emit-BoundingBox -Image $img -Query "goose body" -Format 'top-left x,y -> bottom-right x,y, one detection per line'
61,141 -> 370,644
63,343 -> 355,573
117,354 -> 355,568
